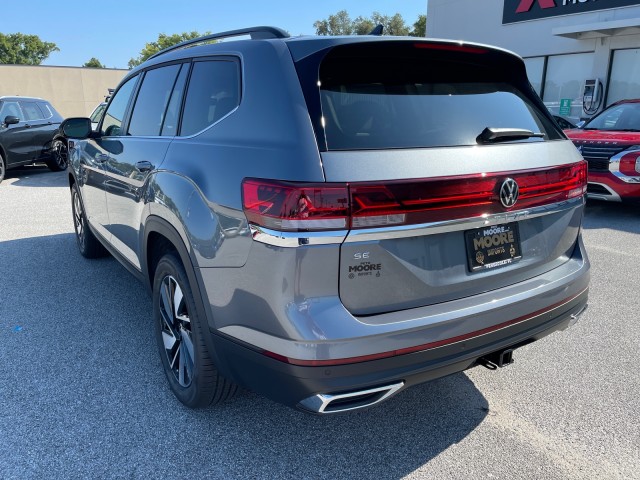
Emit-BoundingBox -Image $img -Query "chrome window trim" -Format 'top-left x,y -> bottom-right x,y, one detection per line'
249,197 -> 583,247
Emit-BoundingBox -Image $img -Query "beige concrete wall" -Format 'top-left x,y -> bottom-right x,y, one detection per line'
0,65 -> 128,118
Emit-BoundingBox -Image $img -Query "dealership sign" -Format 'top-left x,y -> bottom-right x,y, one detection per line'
503,0 -> 640,24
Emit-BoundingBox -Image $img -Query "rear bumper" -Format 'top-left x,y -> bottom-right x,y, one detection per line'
209,288 -> 588,412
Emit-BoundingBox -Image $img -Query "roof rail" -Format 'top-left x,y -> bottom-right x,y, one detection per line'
147,26 -> 290,61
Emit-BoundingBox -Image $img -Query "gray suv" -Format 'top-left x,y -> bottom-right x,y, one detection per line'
61,27 -> 590,414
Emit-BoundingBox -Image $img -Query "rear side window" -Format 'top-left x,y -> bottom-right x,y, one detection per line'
128,63 -> 182,136
161,65 -> 189,136
37,103 -> 54,119
316,43 -> 561,150
19,102 -> 44,121
180,60 -> 240,136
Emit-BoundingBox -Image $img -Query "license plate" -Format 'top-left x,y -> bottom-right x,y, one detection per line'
465,222 -> 522,272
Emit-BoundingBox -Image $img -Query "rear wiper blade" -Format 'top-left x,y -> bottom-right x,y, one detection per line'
477,127 -> 545,144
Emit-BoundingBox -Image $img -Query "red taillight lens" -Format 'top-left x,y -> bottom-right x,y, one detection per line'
619,151 -> 640,176
242,162 -> 587,232
242,179 -> 349,231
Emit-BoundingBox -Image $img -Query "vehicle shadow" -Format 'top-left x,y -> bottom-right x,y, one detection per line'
583,199 -> 640,234
1,165 -> 67,188
0,233 -> 488,479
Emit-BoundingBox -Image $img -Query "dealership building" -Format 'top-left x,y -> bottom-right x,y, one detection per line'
427,0 -> 640,121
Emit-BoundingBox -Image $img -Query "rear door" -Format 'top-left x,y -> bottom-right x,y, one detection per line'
17,101 -> 51,161
304,42 -> 586,315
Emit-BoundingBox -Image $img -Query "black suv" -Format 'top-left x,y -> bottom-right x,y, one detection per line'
0,96 -> 67,183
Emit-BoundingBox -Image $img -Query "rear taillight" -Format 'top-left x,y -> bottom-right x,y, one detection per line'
619,150 -> 640,176
242,162 -> 587,232
242,179 -> 349,231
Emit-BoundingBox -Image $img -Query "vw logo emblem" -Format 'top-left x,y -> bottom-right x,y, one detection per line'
500,178 -> 519,208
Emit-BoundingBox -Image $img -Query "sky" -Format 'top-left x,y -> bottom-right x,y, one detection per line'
1,1 -> 428,69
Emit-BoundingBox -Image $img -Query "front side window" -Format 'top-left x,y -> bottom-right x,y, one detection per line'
180,60 -> 240,136
90,104 -> 106,123
128,64 -> 182,136
101,75 -> 138,137
0,101 -> 22,121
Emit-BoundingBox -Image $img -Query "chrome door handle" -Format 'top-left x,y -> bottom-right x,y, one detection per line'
135,161 -> 154,172
96,153 -> 109,163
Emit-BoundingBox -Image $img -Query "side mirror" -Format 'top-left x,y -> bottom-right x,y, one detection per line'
4,116 -> 20,125
61,117 -> 92,139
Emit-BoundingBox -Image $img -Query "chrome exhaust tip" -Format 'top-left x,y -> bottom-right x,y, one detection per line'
298,382 -> 404,414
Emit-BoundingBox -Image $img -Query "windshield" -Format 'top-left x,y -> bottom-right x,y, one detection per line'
583,102 -> 640,131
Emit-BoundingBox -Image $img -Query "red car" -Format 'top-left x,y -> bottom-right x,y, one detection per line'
566,99 -> 640,202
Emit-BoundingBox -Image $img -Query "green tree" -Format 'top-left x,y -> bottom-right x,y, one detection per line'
128,31 -> 210,68
314,11 -> 425,37
313,10 -> 355,36
0,33 -> 58,65
83,57 -> 105,68
410,14 -> 427,37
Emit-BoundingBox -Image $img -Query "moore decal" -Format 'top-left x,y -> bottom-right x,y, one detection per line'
503,0 -> 640,24
348,262 -> 383,279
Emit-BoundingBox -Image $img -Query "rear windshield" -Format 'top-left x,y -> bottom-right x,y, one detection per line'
316,43 -> 561,150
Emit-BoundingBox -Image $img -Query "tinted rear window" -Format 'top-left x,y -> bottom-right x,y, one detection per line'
315,42 -> 561,150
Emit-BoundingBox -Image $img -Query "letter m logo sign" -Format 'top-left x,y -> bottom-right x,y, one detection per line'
516,0 -> 556,13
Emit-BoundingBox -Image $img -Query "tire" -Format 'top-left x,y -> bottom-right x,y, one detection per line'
70,183 -> 107,258
0,152 -> 5,184
153,252 -> 237,408
46,138 -> 68,171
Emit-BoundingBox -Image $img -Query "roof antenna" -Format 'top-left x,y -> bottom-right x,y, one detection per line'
369,24 -> 384,36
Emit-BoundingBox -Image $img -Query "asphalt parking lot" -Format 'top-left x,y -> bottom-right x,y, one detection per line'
1,166 -> 638,479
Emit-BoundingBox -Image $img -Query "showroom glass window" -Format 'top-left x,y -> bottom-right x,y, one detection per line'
128,64 -> 183,137
523,57 -> 545,96
608,49 -> 640,106
180,60 -> 240,136
101,75 -> 138,137
543,53 -> 593,119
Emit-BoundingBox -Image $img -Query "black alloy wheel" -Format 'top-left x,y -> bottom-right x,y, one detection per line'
153,253 -> 237,407
70,183 -> 106,258
46,139 -> 68,171
159,274 -> 195,388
